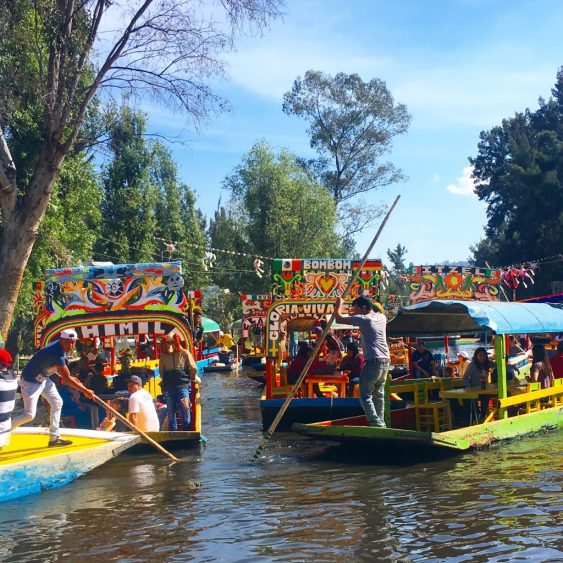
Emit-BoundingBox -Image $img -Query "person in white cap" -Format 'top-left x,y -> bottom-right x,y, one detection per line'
457,351 -> 470,378
11,329 -> 94,447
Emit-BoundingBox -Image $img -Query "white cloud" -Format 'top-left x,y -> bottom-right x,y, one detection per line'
446,165 -> 477,197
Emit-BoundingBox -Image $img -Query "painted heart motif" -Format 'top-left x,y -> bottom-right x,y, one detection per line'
317,274 -> 337,295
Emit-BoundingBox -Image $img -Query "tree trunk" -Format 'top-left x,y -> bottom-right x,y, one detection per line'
0,219 -> 38,340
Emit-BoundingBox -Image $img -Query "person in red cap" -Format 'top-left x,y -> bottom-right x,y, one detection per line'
0,349 -> 17,451
11,329 -> 94,447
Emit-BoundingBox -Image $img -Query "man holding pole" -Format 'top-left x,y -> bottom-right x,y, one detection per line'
335,296 -> 390,427
12,329 -> 95,446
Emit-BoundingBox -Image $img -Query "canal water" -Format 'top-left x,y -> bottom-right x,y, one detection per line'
0,368 -> 561,562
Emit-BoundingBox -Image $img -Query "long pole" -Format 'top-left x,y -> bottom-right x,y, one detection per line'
92,394 -> 180,462
250,195 -> 401,462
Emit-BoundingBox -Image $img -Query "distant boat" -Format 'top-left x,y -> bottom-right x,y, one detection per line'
0,427 -> 139,503
203,357 -> 243,373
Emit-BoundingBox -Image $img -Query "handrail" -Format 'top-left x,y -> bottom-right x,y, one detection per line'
498,386 -> 562,408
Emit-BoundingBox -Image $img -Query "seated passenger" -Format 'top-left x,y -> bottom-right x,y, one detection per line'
287,341 -> 310,385
340,341 -> 365,393
287,340 -> 324,397
412,340 -> 436,378
528,344 -> 554,389
549,340 -> 563,378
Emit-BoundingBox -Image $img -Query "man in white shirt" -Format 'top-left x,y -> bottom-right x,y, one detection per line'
126,376 -> 160,432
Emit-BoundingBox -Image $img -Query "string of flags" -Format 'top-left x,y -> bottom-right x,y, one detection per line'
154,237 -> 563,286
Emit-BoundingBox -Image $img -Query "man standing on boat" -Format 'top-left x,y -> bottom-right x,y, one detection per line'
335,296 -> 390,427
11,329 -> 95,447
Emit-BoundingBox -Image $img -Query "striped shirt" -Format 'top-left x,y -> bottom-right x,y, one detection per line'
0,369 -> 18,447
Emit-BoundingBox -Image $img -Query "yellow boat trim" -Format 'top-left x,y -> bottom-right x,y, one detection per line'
0,434 -> 108,466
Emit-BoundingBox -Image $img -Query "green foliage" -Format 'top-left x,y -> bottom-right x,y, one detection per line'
94,104 -> 209,288
470,68 -> 563,296
384,244 -> 410,306
206,140 -> 346,325
282,70 -> 411,206
387,243 -> 408,275
227,141 -> 343,254
200,287 -> 241,330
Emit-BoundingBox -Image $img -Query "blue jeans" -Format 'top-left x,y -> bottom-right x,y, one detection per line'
165,387 -> 191,431
359,359 -> 390,427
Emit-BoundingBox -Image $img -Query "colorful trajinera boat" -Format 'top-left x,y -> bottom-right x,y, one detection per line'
0,427 -> 139,502
33,261 -> 203,448
294,300 -> 563,454
260,258 -> 385,429
239,293 -> 271,368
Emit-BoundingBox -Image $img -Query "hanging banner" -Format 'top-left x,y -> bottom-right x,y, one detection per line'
33,263 -> 190,347
271,258 -> 382,299
407,265 -> 502,303
264,298 -> 335,358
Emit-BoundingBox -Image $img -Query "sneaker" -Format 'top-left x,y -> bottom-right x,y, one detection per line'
48,437 -> 73,447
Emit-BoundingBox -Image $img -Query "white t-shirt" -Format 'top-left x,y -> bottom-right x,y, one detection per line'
128,389 -> 160,432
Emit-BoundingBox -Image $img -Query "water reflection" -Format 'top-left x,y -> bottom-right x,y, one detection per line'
0,369 -> 560,562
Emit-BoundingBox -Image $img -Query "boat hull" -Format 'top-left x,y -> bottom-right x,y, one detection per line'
129,430 -> 203,452
293,406 -> 563,455
0,427 -> 140,503
261,397 -> 365,430
203,359 -> 242,373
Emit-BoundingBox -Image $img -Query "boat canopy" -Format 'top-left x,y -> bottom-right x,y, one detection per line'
202,316 -> 221,333
387,300 -> 563,336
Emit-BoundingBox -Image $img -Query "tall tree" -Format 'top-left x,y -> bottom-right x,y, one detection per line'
282,70 -> 411,243
470,68 -> 563,297
226,141 -> 344,254
7,153 -> 102,354
386,243 -> 408,275
95,106 -> 157,263
94,105 -> 209,289
211,141 -> 345,294
0,0 -> 282,338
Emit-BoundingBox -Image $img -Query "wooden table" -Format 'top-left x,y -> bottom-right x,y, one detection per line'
440,384 -> 527,425
440,384 -> 526,400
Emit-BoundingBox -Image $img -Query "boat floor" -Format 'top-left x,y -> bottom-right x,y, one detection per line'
0,427 -> 135,466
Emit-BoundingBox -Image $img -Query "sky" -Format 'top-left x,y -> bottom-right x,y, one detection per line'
142,0 -> 563,267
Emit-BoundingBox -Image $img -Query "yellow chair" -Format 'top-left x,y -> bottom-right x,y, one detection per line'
414,382 -> 452,432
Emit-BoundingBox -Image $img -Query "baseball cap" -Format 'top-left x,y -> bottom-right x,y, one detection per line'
125,375 -> 143,385
458,351 -> 469,359
0,349 -> 12,366
60,328 -> 78,340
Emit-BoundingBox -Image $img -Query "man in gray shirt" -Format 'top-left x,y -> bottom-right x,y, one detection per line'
335,295 -> 390,427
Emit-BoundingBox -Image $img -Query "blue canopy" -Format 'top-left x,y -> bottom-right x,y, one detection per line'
387,300 -> 563,336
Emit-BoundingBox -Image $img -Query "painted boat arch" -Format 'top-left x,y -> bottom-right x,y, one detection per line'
39,309 -> 193,351
264,297 -> 336,359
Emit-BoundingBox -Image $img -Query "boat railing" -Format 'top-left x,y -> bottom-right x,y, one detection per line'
498,379 -> 563,414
